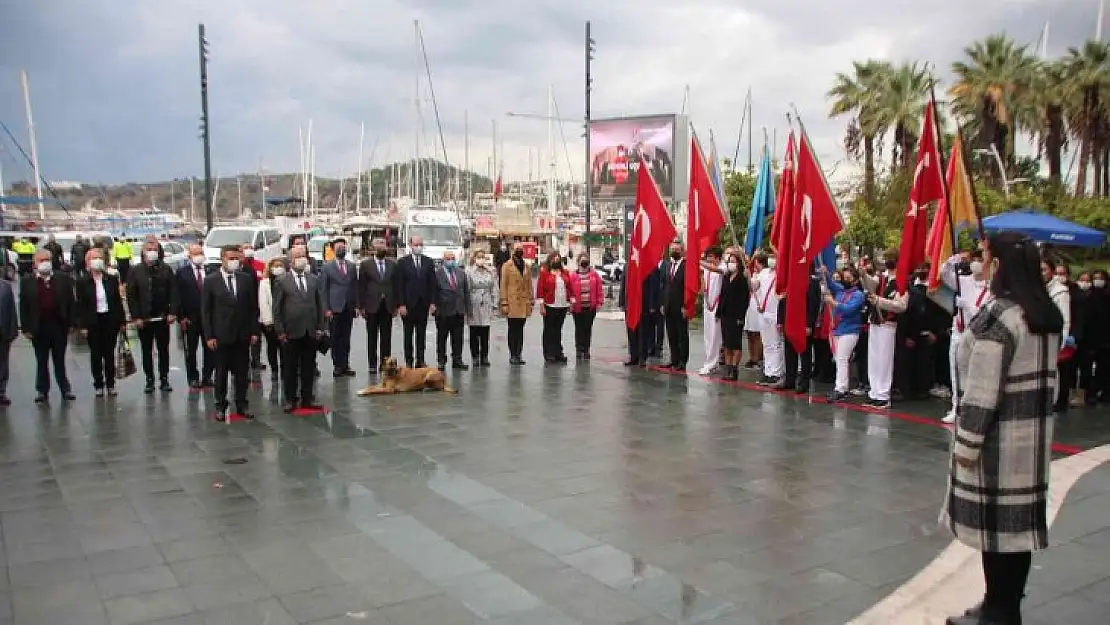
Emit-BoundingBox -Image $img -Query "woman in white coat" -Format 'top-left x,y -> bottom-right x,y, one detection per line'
465,249 -> 498,367
258,257 -> 286,380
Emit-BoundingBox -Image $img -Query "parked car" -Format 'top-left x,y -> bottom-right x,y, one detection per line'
131,240 -> 188,272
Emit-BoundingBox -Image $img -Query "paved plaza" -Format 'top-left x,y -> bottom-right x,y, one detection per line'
1,316 -> 1109,625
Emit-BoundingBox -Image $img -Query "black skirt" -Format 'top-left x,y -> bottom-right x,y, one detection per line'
720,315 -> 745,349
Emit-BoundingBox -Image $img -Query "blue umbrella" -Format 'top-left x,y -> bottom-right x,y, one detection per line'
981,209 -> 1105,248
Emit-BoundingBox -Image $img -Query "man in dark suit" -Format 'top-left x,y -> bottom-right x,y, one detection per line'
776,264 -> 821,393
357,237 -> 398,374
178,243 -> 213,388
127,240 -> 180,393
619,263 -> 663,366
433,250 -> 470,370
75,249 -> 126,396
201,245 -> 260,420
660,241 -> 689,371
319,237 -> 358,377
394,235 -> 437,367
273,246 -> 326,412
0,273 -> 16,406
19,249 -> 76,403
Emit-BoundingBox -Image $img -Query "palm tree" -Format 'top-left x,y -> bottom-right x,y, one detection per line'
876,62 -> 932,170
1063,40 -> 1110,197
1020,59 -> 1070,187
949,35 -> 1037,183
827,60 -> 892,209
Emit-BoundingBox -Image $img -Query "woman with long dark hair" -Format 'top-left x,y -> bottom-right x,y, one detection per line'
943,232 -> 1063,625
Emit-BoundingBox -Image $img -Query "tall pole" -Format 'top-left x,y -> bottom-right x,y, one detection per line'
236,175 -> 243,218
464,110 -> 471,212
1,158 -> 7,216
20,71 -> 45,220
198,24 -> 214,232
747,90 -> 753,174
259,163 -> 266,219
585,21 -> 594,256
170,180 -> 176,215
189,177 -> 195,221
356,121 -> 365,214
1099,0 -> 1105,41
547,85 -> 557,215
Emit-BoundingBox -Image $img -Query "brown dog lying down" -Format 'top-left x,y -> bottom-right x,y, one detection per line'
357,356 -> 458,396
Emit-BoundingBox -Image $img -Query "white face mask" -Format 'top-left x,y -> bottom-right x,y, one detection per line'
477,258 -> 490,267
1078,281 -> 1091,290
726,262 -> 739,273
90,259 -> 106,272
293,257 -> 309,271
225,259 -> 241,272
411,246 -> 423,255
244,249 -> 254,258
767,258 -> 776,269
144,250 -> 159,263
270,266 -> 285,277
1094,279 -> 1106,288
191,255 -> 205,266
970,261 -> 984,277
37,261 -> 52,275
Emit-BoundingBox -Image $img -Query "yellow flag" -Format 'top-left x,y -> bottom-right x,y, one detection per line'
926,133 -> 978,290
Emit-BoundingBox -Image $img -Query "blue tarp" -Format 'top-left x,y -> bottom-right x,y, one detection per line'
0,196 -> 65,206
981,209 -> 1106,248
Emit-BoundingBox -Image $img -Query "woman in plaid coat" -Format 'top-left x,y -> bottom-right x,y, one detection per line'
942,232 -> 1063,625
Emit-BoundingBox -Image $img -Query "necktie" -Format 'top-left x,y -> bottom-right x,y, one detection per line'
226,274 -> 235,298
378,261 -> 384,277
448,270 -> 456,290
671,262 -> 677,279
298,275 -> 305,292
415,256 -> 421,272
339,262 -> 346,277
195,268 -> 202,292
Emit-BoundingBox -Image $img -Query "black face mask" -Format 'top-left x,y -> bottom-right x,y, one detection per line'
513,250 -> 524,259
550,261 -> 562,270
670,251 -> 681,260
885,260 -> 897,271
375,249 -> 387,258
579,260 -> 589,268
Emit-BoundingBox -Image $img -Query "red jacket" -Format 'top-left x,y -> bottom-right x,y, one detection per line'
246,257 -> 265,279
570,269 -> 603,313
535,268 -> 578,308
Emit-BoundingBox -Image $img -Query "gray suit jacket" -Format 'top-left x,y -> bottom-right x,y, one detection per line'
0,280 -> 16,341
433,266 -> 470,318
318,259 -> 358,313
272,271 -> 326,339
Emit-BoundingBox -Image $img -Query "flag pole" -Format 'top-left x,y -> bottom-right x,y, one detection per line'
694,123 -> 741,249
789,105 -> 845,223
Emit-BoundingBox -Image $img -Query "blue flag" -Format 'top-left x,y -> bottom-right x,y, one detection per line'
744,148 -> 775,256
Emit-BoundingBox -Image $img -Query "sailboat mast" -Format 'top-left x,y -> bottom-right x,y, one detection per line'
547,84 -> 556,215
356,121 -> 364,214
464,110 -> 470,212
189,177 -> 195,221
20,71 -> 45,220
1,158 -> 7,215
747,89 -> 754,174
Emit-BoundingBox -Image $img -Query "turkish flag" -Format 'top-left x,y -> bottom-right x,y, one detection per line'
784,131 -> 843,354
684,136 -> 727,318
627,158 -> 677,330
772,132 -> 796,295
896,99 -> 945,293
493,175 -> 503,199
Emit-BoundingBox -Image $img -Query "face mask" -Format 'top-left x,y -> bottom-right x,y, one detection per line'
550,261 -> 562,270
767,258 -> 777,269
513,250 -> 523,259
726,262 -> 738,273
225,259 -> 241,272
1094,279 -> 1107,288
444,260 -> 457,269
411,246 -> 423,255
669,251 -> 681,260
335,248 -> 346,258
271,266 -> 285,277
579,260 -> 589,269
375,249 -> 387,258
1078,281 -> 1091,290
191,255 -> 205,266
969,261 -> 983,276
293,258 -> 309,271
244,249 -> 255,258
90,259 -> 106,272
478,258 -> 490,266
144,250 -> 159,263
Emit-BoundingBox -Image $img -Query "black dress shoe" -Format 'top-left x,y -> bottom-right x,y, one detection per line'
300,401 -> 323,411
34,394 -> 48,404
189,380 -> 202,389
201,378 -> 214,388
333,370 -> 346,378
480,358 -> 491,367
415,361 -> 427,369
343,368 -> 356,376
453,361 -> 469,370
624,360 -> 639,366
0,395 -> 11,406
236,407 -> 255,420
368,367 -> 378,374
62,392 -> 76,401
144,381 -> 155,394
282,402 -> 296,413
159,379 -> 172,392
437,363 -> 447,371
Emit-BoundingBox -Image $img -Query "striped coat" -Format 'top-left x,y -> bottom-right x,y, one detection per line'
941,297 -> 1059,553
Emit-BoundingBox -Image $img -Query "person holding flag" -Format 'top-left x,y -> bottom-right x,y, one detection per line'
685,132 -> 728,376
623,158 -> 677,367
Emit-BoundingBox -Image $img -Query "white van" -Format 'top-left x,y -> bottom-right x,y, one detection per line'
400,207 -> 467,264
203,225 -> 281,271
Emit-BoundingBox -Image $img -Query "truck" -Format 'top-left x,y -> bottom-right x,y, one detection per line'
400,207 -> 467,263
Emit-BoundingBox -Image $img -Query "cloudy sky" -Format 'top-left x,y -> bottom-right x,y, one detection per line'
0,0 -> 1098,188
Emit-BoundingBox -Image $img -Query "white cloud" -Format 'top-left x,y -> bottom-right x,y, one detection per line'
0,0 -> 1094,188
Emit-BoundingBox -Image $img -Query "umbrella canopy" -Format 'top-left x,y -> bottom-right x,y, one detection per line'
981,209 -> 1106,248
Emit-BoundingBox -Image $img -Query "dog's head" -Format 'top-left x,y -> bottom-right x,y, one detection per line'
380,356 -> 401,378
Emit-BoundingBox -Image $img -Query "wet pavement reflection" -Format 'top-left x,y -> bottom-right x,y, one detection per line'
1,317 -> 1108,624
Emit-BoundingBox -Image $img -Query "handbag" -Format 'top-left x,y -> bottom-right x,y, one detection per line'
116,334 -> 137,379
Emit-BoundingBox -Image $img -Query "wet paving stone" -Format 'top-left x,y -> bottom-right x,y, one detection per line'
0,318 -> 1108,624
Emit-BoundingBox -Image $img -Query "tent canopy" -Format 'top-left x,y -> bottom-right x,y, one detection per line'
981,209 -> 1106,248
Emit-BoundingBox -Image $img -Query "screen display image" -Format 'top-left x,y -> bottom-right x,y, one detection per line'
589,115 -> 675,199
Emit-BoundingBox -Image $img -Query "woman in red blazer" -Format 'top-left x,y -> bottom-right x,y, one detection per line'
535,252 -> 578,363
569,253 -> 604,359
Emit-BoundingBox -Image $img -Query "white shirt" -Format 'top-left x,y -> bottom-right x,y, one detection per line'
93,275 -> 109,313
703,268 -> 722,311
551,274 -> 570,308
941,257 -> 991,333
754,267 -> 779,320
220,270 -> 237,298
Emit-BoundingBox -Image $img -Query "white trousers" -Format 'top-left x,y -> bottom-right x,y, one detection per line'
867,323 -> 897,401
949,330 -> 962,414
702,317 -> 722,370
831,333 -> 859,393
760,315 -> 784,377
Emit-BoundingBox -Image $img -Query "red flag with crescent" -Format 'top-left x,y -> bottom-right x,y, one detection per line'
627,159 -> 677,330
